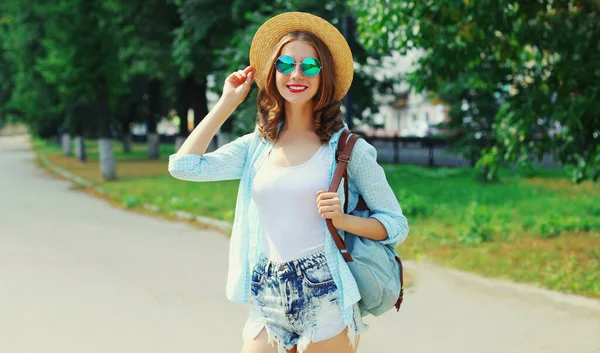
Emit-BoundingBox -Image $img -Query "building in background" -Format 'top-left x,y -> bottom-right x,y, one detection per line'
355,51 -> 450,137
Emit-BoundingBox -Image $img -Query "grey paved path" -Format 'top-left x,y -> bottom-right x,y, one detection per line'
1,135 -> 599,353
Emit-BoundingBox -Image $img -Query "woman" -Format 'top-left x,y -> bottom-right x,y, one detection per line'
169,12 -> 409,353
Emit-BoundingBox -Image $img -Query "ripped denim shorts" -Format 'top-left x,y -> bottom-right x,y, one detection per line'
242,249 -> 365,353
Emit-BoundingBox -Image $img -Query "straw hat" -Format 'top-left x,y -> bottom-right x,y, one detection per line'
249,12 -> 354,101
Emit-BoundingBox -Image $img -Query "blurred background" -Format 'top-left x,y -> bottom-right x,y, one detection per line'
0,0 -> 599,341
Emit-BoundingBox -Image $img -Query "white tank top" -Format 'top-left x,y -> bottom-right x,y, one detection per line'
251,144 -> 332,262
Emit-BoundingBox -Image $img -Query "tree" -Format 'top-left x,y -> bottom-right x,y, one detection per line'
172,0 -> 237,149
0,9 -> 15,130
351,0 -> 600,182
1,0 -> 65,138
0,45 -> 15,131
114,0 -> 181,159
35,0 -> 124,180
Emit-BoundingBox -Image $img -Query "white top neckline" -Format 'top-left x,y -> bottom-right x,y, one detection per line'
267,144 -> 328,170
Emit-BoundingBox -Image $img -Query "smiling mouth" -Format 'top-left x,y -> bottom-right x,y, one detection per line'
286,85 -> 308,93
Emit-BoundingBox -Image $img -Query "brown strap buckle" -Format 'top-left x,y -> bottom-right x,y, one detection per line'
337,154 -> 350,163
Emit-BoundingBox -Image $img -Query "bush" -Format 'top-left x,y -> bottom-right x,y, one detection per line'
535,216 -> 600,238
394,189 -> 433,217
123,195 -> 141,208
458,202 -> 495,245
588,204 -> 600,217
536,218 -> 563,238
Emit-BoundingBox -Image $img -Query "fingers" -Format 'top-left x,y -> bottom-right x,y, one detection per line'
235,70 -> 245,82
232,68 -> 254,86
318,198 -> 340,206
316,190 -> 342,219
226,71 -> 242,85
319,205 -> 340,214
316,191 -> 339,202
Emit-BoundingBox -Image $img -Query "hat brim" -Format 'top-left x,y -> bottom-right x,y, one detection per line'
249,12 -> 354,101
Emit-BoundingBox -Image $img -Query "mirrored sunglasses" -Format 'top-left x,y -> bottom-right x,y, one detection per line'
275,55 -> 322,77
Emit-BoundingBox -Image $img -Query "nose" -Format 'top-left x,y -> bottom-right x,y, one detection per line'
290,63 -> 304,80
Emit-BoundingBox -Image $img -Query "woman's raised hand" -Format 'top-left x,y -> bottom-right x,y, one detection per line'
222,66 -> 254,107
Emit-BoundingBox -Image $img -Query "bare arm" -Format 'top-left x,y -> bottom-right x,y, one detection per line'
335,214 -> 388,241
176,98 -> 238,156
175,66 -> 254,157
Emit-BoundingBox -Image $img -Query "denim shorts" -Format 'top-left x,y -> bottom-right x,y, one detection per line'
242,249 -> 364,353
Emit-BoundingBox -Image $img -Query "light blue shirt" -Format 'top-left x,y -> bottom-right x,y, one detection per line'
168,125 -> 409,324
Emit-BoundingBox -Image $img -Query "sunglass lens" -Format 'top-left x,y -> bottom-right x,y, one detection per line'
302,57 -> 321,77
275,55 -> 295,75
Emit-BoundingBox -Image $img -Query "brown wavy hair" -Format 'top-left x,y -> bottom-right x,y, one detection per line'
256,31 -> 344,143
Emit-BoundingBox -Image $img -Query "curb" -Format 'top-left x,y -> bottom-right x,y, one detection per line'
0,132 -> 29,137
37,152 -> 233,234
38,153 -> 104,194
36,152 -> 600,318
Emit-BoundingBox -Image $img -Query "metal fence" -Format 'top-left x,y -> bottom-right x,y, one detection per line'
130,132 -> 560,169
363,135 -> 560,168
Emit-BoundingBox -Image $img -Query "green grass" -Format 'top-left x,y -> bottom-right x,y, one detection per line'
381,164 -> 600,297
34,138 -> 600,299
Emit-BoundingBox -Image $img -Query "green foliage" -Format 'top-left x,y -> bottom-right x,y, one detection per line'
535,218 -> 563,239
458,202 -> 495,245
172,0 -> 235,79
351,0 -> 600,183
535,216 -> 600,239
114,1 -> 179,81
1,0 -> 127,140
0,30 -> 15,125
394,189 -> 432,217
123,195 -> 141,208
35,1 -> 123,104
1,1 -> 63,134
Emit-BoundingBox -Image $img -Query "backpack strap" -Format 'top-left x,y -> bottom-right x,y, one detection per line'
395,256 -> 404,311
327,130 -> 360,262
336,130 -> 368,212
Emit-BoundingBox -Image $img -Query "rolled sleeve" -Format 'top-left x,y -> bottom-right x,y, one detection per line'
168,132 -> 253,182
348,139 -> 409,247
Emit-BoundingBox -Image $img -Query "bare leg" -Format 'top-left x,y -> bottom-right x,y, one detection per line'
241,328 -> 298,353
303,329 -> 359,353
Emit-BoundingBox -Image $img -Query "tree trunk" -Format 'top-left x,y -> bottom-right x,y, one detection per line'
123,134 -> 133,153
62,133 -> 72,156
72,99 -> 86,162
147,79 -> 162,159
97,87 -> 116,181
75,136 -> 86,162
98,138 -> 116,180
121,120 -> 132,153
191,77 -> 208,127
